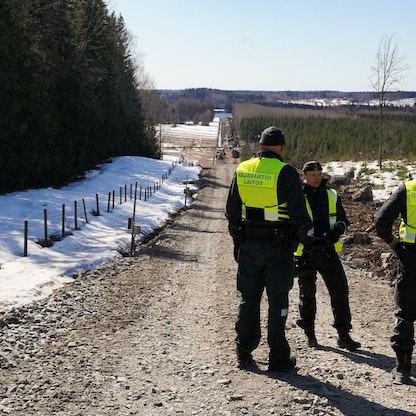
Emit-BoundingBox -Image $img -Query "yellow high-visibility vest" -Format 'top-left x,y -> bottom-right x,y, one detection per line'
399,180 -> 416,244
294,188 -> 343,256
236,157 -> 288,222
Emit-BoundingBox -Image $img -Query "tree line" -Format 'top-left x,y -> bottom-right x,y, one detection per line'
0,0 -> 160,194
232,103 -> 416,166
159,87 -> 416,114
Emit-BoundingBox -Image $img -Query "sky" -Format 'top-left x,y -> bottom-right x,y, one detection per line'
1,119 -> 414,314
107,0 -> 416,92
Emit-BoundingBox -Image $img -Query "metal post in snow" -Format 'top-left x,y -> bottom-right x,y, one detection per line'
43,208 -> 48,242
23,220 -> 28,257
95,194 -> 100,216
184,174 -> 189,209
133,182 -> 138,222
61,204 -> 65,239
74,201 -> 79,230
82,199 -> 88,224
130,225 -> 135,257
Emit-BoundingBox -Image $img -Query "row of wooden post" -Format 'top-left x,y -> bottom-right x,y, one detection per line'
23,162 -> 182,256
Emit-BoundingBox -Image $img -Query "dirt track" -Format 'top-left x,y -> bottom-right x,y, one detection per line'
1,152 -> 416,415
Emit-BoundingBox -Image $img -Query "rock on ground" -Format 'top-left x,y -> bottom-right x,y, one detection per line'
0,158 -> 415,416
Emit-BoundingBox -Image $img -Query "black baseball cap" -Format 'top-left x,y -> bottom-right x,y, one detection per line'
259,126 -> 285,145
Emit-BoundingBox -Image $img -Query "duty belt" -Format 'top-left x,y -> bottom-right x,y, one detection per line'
243,223 -> 289,240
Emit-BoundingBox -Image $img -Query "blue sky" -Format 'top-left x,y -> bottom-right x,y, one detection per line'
108,1 -> 416,92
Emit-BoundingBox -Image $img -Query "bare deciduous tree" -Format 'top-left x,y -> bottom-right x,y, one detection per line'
370,33 -> 408,168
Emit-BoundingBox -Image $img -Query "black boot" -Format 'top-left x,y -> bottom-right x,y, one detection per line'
337,331 -> 361,351
236,347 -> 253,370
304,327 -> 318,348
267,356 -> 297,373
392,350 -> 412,384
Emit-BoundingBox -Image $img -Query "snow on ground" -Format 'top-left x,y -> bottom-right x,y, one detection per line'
0,155 -> 202,312
323,159 -> 416,201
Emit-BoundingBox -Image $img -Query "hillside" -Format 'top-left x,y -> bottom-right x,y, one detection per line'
158,87 -> 416,110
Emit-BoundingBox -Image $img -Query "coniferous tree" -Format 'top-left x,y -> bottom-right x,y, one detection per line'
0,0 -> 157,193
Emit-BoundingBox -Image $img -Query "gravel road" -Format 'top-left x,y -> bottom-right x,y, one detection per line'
0,160 -> 415,416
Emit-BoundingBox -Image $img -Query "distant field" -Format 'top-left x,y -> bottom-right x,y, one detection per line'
160,123 -> 220,166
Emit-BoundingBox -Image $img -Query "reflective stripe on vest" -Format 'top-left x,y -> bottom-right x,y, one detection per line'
294,188 -> 343,256
399,180 -> 416,244
236,157 -> 288,222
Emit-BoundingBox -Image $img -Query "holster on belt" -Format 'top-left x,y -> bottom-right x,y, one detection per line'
242,221 -> 296,249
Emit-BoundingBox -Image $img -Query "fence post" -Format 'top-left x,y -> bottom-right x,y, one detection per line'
82,199 -> 88,224
23,220 -> 28,257
61,204 -> 65,239
43,209 -> 48,242
74,201 -> 79,230
133,182 -> 138,222
95,194 -> 100,216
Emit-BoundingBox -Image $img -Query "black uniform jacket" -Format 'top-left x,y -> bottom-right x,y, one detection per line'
303,178 -> 350,238
374,182 -> 407,243
225,151 -> 313,247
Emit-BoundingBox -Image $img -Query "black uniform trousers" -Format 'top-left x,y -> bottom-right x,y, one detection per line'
296,248 -> 352,332
391,245 -> 416,353
235,238 -> 294,368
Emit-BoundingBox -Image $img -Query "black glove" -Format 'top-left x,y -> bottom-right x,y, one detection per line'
324,222 -> 345,244
294,256 -> 305,273
388,237 -> 402,255
324,229 -> 341,244
295,245 -> 314,272
233,238 -> 241,262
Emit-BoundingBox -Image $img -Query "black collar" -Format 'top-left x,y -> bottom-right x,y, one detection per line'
257,150 -> 283,161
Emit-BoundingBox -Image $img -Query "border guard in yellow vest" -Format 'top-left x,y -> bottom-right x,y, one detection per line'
294,161 -> 360,351
226,126 -> 314,372
375,178 -> 416,384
